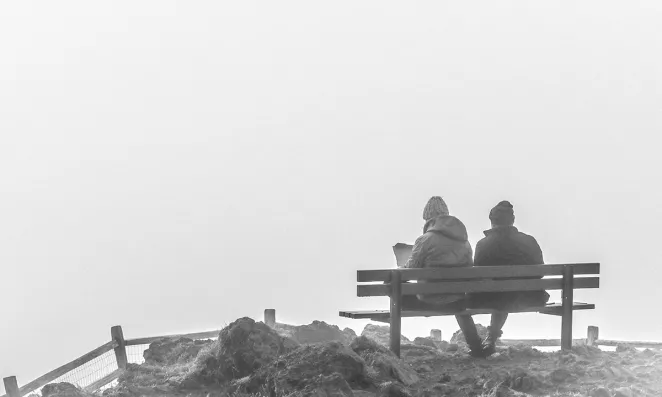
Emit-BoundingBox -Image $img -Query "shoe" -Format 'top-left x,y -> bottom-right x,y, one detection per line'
481,337 -> 497,356
468,346 -> 487,358
481,327 -> 503,357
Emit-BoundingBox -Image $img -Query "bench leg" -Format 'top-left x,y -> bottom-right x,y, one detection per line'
561,265 -> 574,351
389,270 -> 402,358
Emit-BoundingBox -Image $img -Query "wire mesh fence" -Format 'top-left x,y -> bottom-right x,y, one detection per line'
21,351 -> 118,396
126,344 -> 150,365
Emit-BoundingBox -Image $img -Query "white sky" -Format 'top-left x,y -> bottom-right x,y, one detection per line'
1,1 -> 661,392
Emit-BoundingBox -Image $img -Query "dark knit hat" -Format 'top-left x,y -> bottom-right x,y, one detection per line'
489,200 -> 515,226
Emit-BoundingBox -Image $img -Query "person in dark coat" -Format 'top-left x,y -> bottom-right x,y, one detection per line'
470,200 -> 550,355
398,196 -> 484,357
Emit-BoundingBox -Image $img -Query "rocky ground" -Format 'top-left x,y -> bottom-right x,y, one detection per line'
37,317 -> 662,397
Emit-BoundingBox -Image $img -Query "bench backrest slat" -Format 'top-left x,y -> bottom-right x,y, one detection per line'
357,276 -> 599,297
357,263 -> 599,282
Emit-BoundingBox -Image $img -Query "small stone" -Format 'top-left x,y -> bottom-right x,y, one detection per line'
590,387 -> 612,397
613,387 -> 633,397
550,368 -> 573,383
377,381 -> 411,397
616,344 -> 638,354
413,337 -> 437,348
353,391 -> 376,397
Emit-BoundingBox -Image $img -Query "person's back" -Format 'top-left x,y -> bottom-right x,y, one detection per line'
471,200 -> 550,355
403,198 -> 473,305
399,196 -> 483,357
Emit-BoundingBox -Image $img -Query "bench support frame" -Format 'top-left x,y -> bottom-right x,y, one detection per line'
389,270 -> 402,357
561,265 -> 574,350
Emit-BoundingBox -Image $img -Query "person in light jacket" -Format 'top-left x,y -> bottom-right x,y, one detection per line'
399,196 -> 484,357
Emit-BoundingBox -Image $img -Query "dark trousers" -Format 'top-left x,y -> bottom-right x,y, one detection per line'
468,290 -> 551,337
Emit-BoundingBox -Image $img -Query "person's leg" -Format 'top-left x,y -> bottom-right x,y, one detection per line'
455,314 -> 485,357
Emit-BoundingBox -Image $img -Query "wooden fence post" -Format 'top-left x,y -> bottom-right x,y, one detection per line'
3,376 -> 20,397
430,329 -> 442,342
264,309 -> 276,327
111,326 -> 128,370
587,326 -> 599,346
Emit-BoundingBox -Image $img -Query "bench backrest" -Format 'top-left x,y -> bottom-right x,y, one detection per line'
356,263 -> 600,297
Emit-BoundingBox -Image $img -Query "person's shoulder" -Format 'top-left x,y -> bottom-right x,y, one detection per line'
514,230 -> 541,248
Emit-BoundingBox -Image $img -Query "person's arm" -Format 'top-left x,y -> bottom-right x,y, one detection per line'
473,239 -> 487,266
528,236 -> 544,264
402,234 -> 428,269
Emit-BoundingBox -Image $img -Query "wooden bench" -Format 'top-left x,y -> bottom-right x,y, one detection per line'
339,263 -> 600,357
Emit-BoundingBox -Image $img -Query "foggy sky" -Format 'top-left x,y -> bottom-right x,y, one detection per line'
1,1 -> 661,392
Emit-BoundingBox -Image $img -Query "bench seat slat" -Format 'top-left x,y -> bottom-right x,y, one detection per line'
358,276 -> 599,297
339,302 -> 595,320
357,263 -> 600,282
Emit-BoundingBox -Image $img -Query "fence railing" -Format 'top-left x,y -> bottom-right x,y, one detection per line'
3,310 -> 662,397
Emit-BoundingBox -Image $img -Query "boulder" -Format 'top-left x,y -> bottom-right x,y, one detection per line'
290,321 -> 357,345
299,373 -> 355,397
41,383 -> 94,397
102,363 -> 189,396
616,344 -> 638,354
550,368 -> 573,383
589,387 -> 613,397
187,317 -> 299,385
377,382 -> 411,397
612,387 -> 633,397
245,341 -> 367,395
361,324 -> 411,347
143,337 -> 212,366
351,336 -> 419,386
413,337 -> 436,349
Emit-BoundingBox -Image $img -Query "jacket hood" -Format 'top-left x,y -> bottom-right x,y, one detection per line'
424,215 -> 469,242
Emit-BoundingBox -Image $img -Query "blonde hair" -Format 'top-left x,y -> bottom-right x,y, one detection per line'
422,196 -> 449,221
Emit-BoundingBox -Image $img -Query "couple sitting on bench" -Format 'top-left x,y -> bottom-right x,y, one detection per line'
400,196 -> 549,357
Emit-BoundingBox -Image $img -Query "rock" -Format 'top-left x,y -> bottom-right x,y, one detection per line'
102,363 -> 186,396
361,324 -> 411,347
431,383 -> 455,395
399,344 -> 440,360
446,344 -> 459,352
415,364 -> 433,373
352,391 -> 376,397
299,373 -> 355,397
187,317 -> 299,385
589,387 -> 612,397
616,344 -> 638,354
505,344 -> 544,359
42,383 -> 94,397
613,387 -> 633,397
438,373 -> 451,383
550,368 -> 573,383
143,337 -> 212,366
279,320 -> 357,345
413,337 -> 436,349
350,336 -> 419,386
249,341 -> 368,395
377,381 -> 411,397
435,340 -> 450,351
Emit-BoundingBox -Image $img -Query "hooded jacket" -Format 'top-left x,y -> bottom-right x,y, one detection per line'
403,215 -> 474,304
